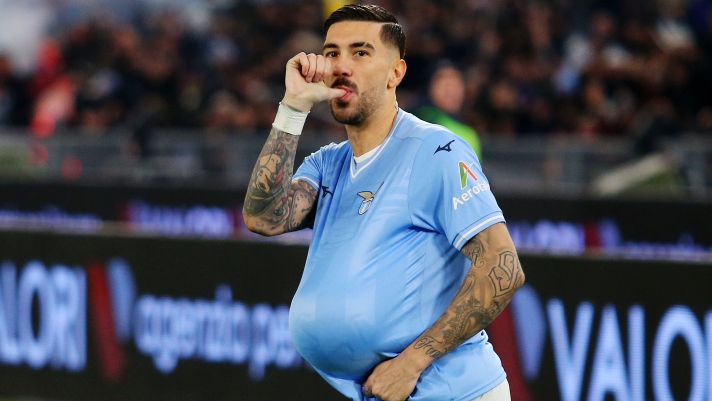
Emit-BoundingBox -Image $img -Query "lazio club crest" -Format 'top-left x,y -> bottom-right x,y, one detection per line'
357,182 -> 384,215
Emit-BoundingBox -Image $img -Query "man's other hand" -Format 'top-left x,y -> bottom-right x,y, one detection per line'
363,355 -> 422,401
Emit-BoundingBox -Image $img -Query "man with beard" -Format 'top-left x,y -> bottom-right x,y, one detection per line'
243,5 -> 523,401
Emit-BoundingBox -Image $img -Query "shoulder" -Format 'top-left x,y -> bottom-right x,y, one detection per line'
396,110 -> 472,157
304,140 -> 350,160
314,140 -> 350,154
397,110 -> 461,144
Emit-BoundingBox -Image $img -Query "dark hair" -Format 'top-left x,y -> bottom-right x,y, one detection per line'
324,4 -> 406,59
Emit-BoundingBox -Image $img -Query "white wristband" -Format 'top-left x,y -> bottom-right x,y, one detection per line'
273,102 -> 309,135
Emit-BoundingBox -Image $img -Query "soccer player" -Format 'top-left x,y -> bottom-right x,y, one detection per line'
243,5 -> 524,401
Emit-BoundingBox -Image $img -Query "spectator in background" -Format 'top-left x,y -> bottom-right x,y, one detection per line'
0,54 -> 31,126
414,61 -> 482,160
0,0 -> 710,144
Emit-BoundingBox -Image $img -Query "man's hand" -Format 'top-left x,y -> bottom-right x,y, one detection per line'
282,52 -> 346,112
362,355 -> 422,401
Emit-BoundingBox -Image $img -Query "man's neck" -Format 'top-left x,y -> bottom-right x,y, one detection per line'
346,100 -> 399,157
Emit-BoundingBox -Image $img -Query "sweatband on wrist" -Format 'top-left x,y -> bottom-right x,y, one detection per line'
273,102 -> 309,135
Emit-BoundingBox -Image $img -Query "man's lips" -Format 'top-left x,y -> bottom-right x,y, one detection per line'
335,85 -> 354,101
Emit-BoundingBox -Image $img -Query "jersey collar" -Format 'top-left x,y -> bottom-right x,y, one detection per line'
349,108 -> 405,180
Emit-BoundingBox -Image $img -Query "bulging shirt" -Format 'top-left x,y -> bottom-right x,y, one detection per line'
291,109 -> 506,401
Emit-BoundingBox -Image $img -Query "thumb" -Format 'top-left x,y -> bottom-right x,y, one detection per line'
326,87 -> 347,100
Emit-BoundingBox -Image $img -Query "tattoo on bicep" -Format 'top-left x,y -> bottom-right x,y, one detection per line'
462,236 -> 486,268
413,232 -> 522,361
489,251 -> 524,298
244,128 -> 299,216
283,183 -> 317,231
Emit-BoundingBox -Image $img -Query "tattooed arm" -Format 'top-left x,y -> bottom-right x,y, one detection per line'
407,222 -> 524,360
363,222 -> 524,401
243,52 -> 345,236
242,127 -> 319,236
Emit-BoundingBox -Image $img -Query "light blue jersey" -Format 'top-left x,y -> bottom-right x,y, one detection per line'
290,109 -> 506,401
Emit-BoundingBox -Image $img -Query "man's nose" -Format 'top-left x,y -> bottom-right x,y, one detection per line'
331,57 -> 352,77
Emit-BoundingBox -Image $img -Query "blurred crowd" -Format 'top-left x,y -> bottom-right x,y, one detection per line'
0,0 -> 711,143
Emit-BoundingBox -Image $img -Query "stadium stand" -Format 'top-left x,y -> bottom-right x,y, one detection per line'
0,0 -> 710,143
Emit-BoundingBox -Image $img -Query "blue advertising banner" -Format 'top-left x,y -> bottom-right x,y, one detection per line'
0,229 -> 707,400
0,229 -> 343,401
497,255 -> 711,401
1,183 -> 711,260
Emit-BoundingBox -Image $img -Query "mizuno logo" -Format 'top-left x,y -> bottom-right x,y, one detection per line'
434,139 -> 455,154
459,161 -> 478,189
321,186 -> 333,198
357,182 -> 384,215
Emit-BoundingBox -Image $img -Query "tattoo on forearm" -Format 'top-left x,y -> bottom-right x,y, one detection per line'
244,127 -> 316,232
245,128 -> 296,216
440,273 -> 499,348
412,224 -> 524,361
413,336 -> 445,358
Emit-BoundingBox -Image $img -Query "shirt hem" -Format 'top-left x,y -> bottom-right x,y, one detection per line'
457,374 -> 507,401
293,175 -> 319,192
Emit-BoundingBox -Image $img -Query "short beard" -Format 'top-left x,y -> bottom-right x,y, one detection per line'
329,88 -> 378,126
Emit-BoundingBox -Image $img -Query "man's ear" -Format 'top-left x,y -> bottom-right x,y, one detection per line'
387,59 -> 407,89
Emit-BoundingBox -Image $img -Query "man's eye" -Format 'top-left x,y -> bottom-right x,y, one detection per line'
325,52 -> 338,57
356,51 -> 367,56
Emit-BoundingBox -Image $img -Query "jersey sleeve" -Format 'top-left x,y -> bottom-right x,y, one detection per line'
408,131 -> 504,250
293,145 -> 329,192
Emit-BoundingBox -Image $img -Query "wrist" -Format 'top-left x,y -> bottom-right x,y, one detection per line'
399,345 -> 433,374
280,95 -> 313,113
273,102 -> 309,136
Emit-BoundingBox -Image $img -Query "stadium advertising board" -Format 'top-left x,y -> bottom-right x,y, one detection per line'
0,229 -> 708,400
495,255 -> 712,401
1,183 -> 711,260
0,230 -> 343,401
